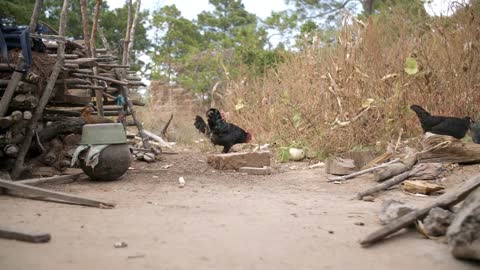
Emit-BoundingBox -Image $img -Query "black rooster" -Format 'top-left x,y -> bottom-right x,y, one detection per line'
410,105 -> 471,139
194,108 -> 252,153
470,121 -> 480,143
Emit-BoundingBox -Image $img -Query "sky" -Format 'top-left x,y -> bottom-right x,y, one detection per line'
105,0 -> 468,19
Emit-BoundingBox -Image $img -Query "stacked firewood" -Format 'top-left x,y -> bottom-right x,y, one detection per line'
0,37 -> 148,177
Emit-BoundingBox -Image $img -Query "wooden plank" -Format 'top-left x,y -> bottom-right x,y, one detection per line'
360,174 -> 480,247
0,227 -> 51,243
0,179 -> 115,208
17,173 -> 84,185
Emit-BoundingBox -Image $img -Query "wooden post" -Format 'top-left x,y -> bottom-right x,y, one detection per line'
127,0 -> 142,55
90,0 -> 104,116
122,0 -> 133,66
0,58 -> 26,117
28,0 -> 44,33
0,179 -> 115,208
79,0 -> 91,57
11,0 -> 70,180
97,27 -> 111,52
113,69 -> 150,149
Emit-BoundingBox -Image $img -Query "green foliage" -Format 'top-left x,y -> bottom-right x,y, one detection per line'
404,57 -> 418,75
0,0 -> 35,25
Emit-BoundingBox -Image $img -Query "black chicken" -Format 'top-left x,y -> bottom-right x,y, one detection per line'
194,108 -> 252,153
410,105 -> 471,139
470,121 -> 480,143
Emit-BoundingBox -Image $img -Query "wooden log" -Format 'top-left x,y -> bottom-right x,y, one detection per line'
4,144 -> 19,157
56,78 -> 92,85
0,111 -> 23,128
418,135 -> 480,164
356,171 -> 411,200
0,227 -> 51,243
52,93 -> 91,105
74,68 -> 94,74
11,94 -> 39,109
49,53 -> 78,59
372,154 -> 417,182
360,173 -> 480,247
71,72 -> 128,86
39,117 -> 85,141
23,111 -> 32,120
0,58 -> 25,117
97,63 -> 129,68
11,0 -> 69,180
17,173 -> 83,185
127,80 -> 146,87
65,58 -> 97,68
98,72 -> 116,78
28,0 -> 44,33
63,63 -> 79,69
143,129 -> 172,150
47,105 -> 122,112
44,109 -> 81,116
0,179 -> 115,208
126,75 -> 142,81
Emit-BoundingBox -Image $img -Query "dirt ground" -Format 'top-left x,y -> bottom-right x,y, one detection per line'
1,150 -> 479,270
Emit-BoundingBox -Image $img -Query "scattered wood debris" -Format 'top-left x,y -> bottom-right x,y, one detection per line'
402,180 -> 444,195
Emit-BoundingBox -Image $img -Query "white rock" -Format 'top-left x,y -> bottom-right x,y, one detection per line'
289,148 -> 305,161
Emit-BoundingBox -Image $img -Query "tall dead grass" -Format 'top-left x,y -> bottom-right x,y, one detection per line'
224,4 -> 480,158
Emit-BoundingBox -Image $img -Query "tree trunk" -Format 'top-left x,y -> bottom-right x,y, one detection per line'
122,0 -> 133,66
28,0 -> 44,33
127,0 -> 142,56
90,0 -> 104,116
79,0 -> 91,57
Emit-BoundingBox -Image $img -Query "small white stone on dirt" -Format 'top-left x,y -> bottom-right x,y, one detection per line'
178,177 -> 185,188
114,241 -> 128,248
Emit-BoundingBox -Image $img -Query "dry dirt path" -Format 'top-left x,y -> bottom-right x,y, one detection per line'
0,151 -> 478,270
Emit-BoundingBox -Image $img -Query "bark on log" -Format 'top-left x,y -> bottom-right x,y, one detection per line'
28,0 -> 44,33
71,72 -> 128,86
418,135 -> 480,164
0,111 -> 23,128
372,154 -> 417,182
56,78 -> 92,85
11,94 -> 39,109
0,58 -> 25,117
39,117 -> 86,141
79,0 -> 91,57
360,173 -> 480,247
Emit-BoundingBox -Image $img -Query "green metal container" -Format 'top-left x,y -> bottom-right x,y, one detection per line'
80,123 -> 127,145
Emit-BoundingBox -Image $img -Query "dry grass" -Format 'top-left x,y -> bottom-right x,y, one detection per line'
223,4 -> 480,158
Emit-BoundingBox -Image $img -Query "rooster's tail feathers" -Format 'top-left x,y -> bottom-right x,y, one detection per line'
410,104 -> 430,118
194,115 -> 207,134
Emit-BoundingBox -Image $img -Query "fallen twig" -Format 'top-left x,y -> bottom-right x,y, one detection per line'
327,158 -> 400,182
